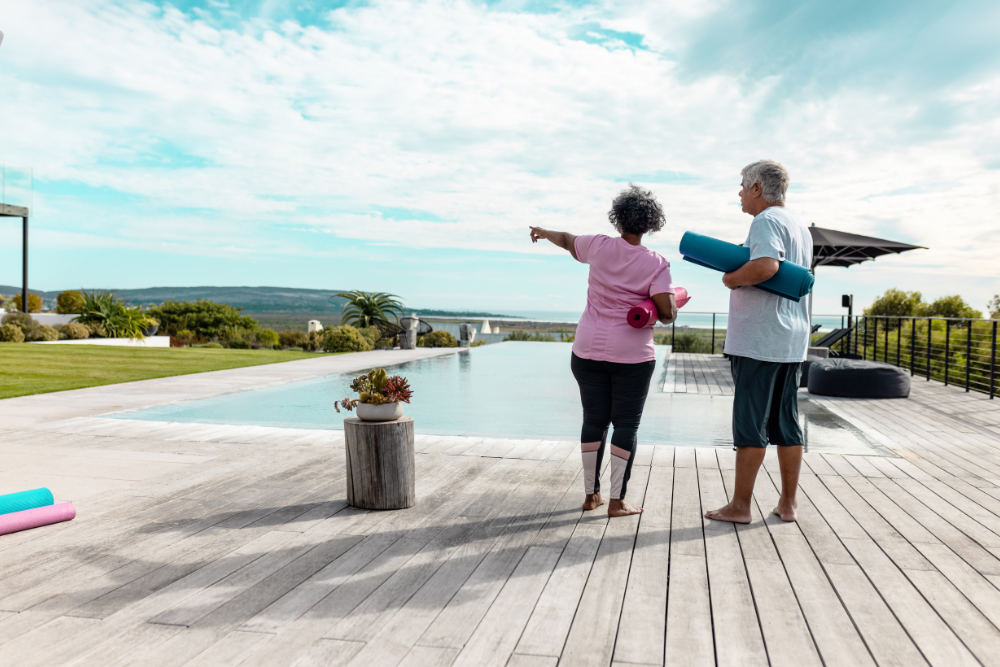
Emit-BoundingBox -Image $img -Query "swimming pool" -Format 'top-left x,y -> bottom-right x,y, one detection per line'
111,342 -> 889,454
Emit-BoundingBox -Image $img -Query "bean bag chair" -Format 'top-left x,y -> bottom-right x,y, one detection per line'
808,359 -> 910,398
799,355 -> 825,388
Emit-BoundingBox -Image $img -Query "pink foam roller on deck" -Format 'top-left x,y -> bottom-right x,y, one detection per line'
626,288 -> 692,329
0,502 -> 76,537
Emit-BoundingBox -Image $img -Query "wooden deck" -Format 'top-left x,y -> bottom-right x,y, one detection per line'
2,352 -> 1000,666
664,352 -> 735,394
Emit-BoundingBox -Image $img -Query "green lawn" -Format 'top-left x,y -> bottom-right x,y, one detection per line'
0,344 -> 332,399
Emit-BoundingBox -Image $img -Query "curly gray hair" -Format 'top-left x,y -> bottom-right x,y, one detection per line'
741,160 -> 789,205
608,183 -> 666,236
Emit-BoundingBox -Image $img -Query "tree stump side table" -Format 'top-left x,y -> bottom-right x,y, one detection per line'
344,416 -> 415,510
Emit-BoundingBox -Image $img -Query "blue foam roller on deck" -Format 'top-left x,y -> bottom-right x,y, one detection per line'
679,231 -> 814,301
0,488 -> 55,516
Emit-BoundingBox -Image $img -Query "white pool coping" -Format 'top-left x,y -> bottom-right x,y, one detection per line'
32,336 -> 171,347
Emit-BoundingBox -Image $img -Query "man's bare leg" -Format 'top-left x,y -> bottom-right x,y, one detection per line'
583,493 -> 605,511
608,498 -> 643,517
705,446 -> 766,524
772,445 -> 802,521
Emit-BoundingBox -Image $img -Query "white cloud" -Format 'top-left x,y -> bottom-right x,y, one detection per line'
1,0 -> 998,307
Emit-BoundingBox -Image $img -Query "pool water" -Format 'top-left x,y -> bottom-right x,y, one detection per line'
111,342 -> 890,455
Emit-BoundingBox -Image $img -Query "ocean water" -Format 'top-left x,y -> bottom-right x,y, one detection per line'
112,342 -> 887,454
468,309 -> 848,332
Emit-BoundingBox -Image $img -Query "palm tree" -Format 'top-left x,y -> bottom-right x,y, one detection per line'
334,291 -> 404,328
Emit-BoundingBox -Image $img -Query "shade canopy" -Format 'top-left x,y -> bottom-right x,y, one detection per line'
810,225 -> 925,269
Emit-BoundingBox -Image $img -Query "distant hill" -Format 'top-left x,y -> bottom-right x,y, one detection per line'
0,285 -> 512,319
0,285 -> 350,313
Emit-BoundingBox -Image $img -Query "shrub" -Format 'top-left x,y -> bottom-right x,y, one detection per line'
671,331 -> 713,353
358,326 -> 380,345
919,295 -> 982,319
62,322 -> 90,340
279,330 -> 310,349
865,289 -> 983,320
0,323 -> 25,342
419,330 -> 459,347
218,325 -> 261,349
864,289 -> 924,317
8,293 -> 43,313
175,329 -> 196,345
322,325 -> 375,353
148,300 -> 258,338
2,312 -> 39,338
257,328 -> 280,349
86,322 -> 108,338
503,330 -> 555,342
36,325 -> 59,342
56,290 -> 85,314
76,290 -> 149,338
470,339 -> 487,347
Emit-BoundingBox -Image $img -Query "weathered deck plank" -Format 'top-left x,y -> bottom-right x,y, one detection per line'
3,353 -> 1000,666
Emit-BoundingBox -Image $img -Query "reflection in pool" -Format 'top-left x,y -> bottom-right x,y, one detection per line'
111,342 -> 892,455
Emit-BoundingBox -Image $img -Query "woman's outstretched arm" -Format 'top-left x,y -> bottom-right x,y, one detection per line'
529,227 -> 579,261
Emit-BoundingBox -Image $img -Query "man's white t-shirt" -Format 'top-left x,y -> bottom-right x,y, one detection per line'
723,206 -> 813,363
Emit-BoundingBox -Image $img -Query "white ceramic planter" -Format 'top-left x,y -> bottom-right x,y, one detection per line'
356,402 -> 404,422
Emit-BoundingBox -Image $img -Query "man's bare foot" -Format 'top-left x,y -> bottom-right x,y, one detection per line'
705,502 -> 752,524
772,501 -> 797,522
608,499 -> 643,517
583,493 -> 605,511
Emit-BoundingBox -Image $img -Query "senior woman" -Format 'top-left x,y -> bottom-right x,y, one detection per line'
530,184 -> 677,517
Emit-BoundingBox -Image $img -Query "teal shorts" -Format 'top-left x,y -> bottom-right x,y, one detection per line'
730,355 -> 804,448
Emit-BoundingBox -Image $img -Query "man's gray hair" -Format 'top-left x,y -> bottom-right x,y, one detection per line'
741,160 -> 789,204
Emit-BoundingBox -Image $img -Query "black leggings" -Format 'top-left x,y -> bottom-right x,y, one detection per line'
571,353 -> 656,500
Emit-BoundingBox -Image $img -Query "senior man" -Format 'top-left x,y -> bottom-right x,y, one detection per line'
705,159 -> 813,524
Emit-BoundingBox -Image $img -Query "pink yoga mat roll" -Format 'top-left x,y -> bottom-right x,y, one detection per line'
674,287 -> 690,308
626,288 -> 691,328
627,299 -> 658,328
0,502 -> 75,537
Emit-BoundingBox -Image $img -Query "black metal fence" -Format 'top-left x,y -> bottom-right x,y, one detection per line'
837,315 -> 998,399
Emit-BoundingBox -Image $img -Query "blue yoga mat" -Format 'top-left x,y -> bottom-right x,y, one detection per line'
0,488 -> 55,516
679,231 -> 814,301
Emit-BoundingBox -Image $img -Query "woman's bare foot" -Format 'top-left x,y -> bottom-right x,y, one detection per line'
583,493 -> 605,511
772,500 -> 797,522
608,499 -> 643,517
705,502 -> 752,524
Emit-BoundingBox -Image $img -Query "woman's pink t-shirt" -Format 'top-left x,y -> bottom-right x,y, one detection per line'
572,234 -> 675,364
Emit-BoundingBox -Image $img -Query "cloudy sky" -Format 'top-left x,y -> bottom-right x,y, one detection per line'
1,0 -> 998,315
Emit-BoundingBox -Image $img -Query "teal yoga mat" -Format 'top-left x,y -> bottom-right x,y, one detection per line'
0,488 -> 55,516
679,231 -> 814,301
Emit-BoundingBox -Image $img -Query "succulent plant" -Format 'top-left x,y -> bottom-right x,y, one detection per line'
334,367 -> 413,412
